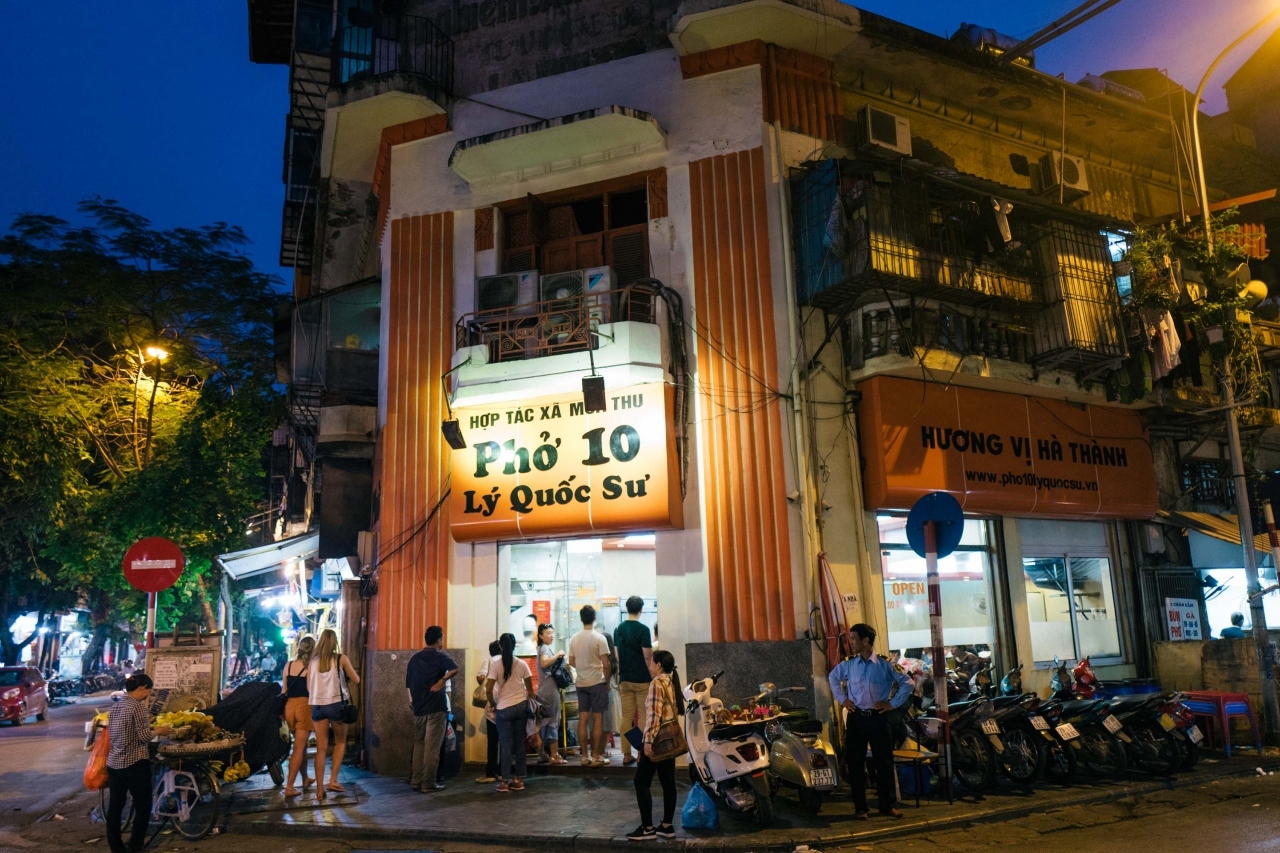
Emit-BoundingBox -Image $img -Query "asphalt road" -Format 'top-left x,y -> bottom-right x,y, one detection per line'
0,692 -> 105,849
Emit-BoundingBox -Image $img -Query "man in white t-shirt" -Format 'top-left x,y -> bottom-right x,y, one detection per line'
567,605 -> 612,766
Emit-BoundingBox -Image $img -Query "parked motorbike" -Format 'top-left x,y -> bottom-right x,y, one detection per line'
1104,692 -> 1182,776
750,684 -> 838,814
914,679 -> 1003,792
684,670 -> 774,827
1158,692 -> 1203,769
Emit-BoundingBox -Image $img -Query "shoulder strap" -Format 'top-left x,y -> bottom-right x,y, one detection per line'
338,655 -> 349,703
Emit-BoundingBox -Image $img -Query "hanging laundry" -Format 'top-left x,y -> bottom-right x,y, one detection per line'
1150,310 -> 1182,382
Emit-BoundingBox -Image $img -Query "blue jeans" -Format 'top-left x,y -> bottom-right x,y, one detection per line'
495,703 -> 528,780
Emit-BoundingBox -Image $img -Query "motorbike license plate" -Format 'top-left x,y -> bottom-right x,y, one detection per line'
1030,716 -> 1050,731
812,768 -> 835,788
981,718 -> 1000,735
1188,725 -> 1204,744
1158,713 -> 1176,732
1055,722 -> 1081,740
1102,715 -> 1123,734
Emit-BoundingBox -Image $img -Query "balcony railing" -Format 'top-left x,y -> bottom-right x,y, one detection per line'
332,14 -> 453,104
455,286 -> 657,363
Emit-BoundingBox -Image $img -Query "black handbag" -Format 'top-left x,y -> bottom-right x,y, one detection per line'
338,655 -> 359,724
549,657 -> 573,689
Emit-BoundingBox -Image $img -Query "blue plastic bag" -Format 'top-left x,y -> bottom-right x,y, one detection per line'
681,781 -> 719,830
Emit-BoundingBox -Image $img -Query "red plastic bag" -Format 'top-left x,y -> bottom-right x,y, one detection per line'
84,724 -> 110,790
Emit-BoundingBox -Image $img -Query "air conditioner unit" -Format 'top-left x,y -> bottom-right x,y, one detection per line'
860,105 -> 912,158
1038,152 -> 1090,201
475,270 -> 539,315
540,267 -> 614,345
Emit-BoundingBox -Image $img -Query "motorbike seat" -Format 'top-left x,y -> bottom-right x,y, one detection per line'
785,719 -> 824,735
1055,699 -> 1099,716
990,696 -> 1023,709
708,722 -> 761,741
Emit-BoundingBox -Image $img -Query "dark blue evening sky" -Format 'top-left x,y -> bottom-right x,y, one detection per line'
1,1 -> 1275,283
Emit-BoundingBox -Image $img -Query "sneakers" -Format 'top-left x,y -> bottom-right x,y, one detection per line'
626,825 -> 656,841
510,779 -> 525,791
422,783 -> 445,792
495,780 -> 510,793
476,776 -> 496,784
655,824 -> 676,838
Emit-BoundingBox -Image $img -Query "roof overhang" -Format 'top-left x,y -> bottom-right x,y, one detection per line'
247,0 -> 293,65
217,532 -> 318,582
669,0 -> 859,57
1158,510 -> 1272,558
448,106 -> 666,185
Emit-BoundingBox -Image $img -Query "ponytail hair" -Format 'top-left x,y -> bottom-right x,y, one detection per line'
499,632 -> 516,680
653,650 -> 682,716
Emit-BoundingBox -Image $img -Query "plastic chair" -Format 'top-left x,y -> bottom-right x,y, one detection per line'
1183,691 -> 1262,757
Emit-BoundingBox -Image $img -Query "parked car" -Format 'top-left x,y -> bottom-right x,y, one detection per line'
0,666 -> 49,725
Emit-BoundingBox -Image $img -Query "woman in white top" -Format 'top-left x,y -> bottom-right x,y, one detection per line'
484,632 -> 533,792
307,628 -> 360,801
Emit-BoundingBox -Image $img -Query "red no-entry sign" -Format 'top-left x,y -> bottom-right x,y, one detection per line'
122,537 -> 185,593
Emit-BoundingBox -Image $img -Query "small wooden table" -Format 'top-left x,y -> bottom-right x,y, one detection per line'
892,747 -> 947,807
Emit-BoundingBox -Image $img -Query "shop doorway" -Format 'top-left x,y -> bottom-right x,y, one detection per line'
498,534 -> 658,766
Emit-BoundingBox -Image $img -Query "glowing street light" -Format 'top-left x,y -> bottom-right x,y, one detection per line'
145,346 -> 169,361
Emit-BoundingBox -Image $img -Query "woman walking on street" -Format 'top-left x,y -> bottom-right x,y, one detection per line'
475,640 -> 502,783
307,628 -> 360,801
627,650 -> 682,841
280,634 -> 315,797
485,632 -> 533,792
535,623 -> 565,765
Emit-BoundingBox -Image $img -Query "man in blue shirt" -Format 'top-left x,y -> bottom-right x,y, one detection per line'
828,623 -> 913,819
406,626 -> 458,792
1219,612 -> 1247,638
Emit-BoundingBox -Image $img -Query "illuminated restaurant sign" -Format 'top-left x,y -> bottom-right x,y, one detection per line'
858,376 -> 1158,518
449,382 -> 683,542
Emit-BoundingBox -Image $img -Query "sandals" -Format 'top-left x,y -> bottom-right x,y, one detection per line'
549,756 -> 566,765
326,783 -> 346,794
283,788 -> 301,797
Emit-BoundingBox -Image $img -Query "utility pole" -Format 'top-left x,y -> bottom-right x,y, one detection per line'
1189,9 -> 1280,745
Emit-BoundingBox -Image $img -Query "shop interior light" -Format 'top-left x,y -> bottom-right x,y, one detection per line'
623,534 -> 656,546
567,538 -> 603,554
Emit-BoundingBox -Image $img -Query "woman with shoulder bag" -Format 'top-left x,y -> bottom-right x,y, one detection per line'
307,628 -> 361,801
485,633 -> 533,792
280,634 -> 315,797
535,623 -> 565,765
627,650 -> 684,841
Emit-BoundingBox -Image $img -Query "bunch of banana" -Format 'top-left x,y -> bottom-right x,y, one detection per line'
221,759 -> 252,782
93,711 -> 110,726
209,760 -> 225,775
155,710 -> 213,728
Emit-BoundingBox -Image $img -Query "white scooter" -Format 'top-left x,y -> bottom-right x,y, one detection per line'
684,670 -> 774,827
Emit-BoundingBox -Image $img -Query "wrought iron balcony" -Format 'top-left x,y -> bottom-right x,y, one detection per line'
455,286 -> 657,363
332,14 -> 453,105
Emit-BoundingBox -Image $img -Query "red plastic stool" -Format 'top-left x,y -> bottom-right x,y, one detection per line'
1183,691 -> 1262,758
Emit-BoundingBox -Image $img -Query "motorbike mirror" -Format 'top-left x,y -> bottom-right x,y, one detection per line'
758,682 -> 776,695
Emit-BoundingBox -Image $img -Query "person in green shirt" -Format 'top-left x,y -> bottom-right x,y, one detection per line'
614,596 -> 654,766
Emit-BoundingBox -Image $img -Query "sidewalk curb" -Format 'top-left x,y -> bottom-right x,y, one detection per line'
231,761 -> 1278,851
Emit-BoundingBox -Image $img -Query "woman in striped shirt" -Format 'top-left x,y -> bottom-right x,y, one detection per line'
627,650 -> 682,841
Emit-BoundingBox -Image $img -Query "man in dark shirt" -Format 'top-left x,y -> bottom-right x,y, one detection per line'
614,596 -> 653,766
406,626 -> 458,792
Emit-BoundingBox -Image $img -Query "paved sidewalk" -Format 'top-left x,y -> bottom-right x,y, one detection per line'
214,755 -> 1280,850
19,754 -> 1280,852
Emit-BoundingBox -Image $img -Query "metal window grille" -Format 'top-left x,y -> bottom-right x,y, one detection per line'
1030,221 -> 1126,371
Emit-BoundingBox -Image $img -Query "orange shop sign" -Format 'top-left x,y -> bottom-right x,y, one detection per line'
858,376 -> 1157,519
449,382 -> 683,542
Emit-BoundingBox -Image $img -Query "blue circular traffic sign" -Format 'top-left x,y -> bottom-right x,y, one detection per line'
906,492 -> 965,559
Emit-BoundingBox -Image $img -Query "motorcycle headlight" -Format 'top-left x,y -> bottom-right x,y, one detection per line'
1,689 -> 19,701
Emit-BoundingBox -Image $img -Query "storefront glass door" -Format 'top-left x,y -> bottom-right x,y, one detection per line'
878,515 -> 999,680
1023,555 -> 1122,662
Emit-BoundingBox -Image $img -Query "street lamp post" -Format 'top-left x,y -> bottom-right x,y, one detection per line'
142,346 -> 169,466
1188,9 -> 1280,744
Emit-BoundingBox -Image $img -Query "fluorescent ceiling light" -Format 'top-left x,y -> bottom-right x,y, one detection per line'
623,534 -> 656,545
567,538 -> 603,554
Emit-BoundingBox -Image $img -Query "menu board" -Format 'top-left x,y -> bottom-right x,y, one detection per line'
144,647 -> 222,710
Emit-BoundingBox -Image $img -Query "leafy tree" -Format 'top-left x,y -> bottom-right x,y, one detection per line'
0,200 -> 281,667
